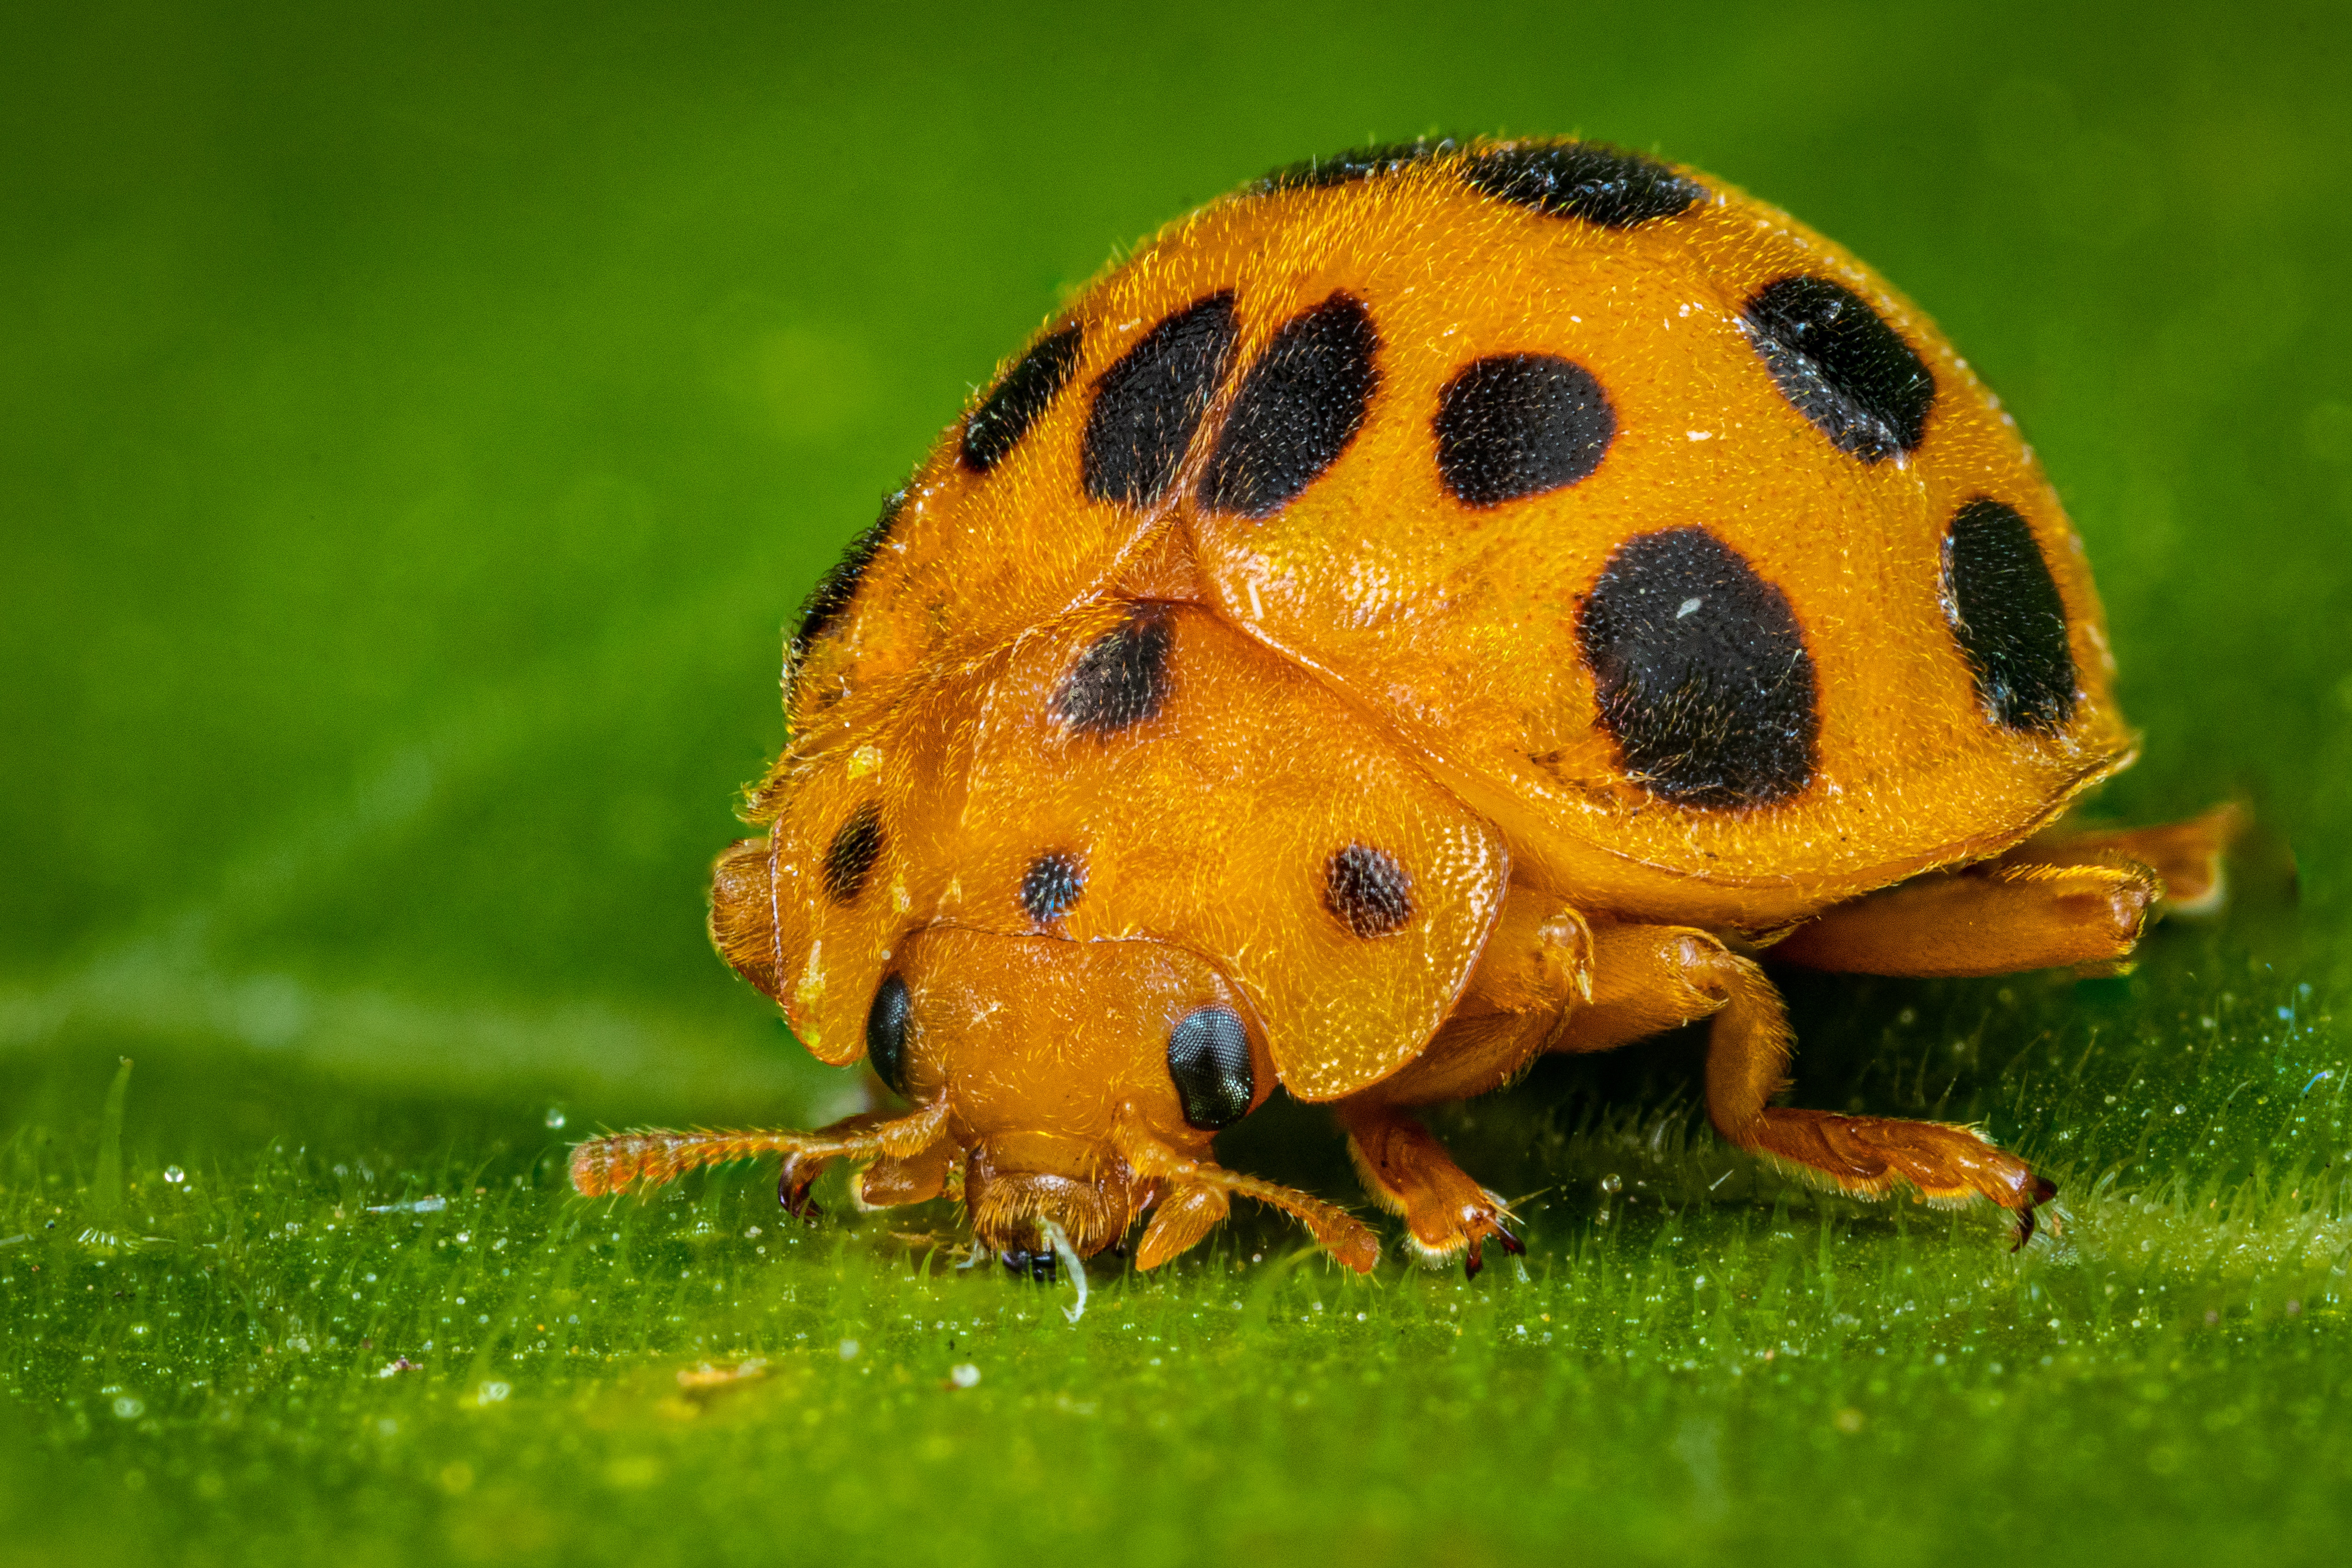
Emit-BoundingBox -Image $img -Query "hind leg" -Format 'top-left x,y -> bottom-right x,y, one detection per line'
1558,923 -> 2056,1247
2008,802 -> 2242,915
1772,804 -> 2241,977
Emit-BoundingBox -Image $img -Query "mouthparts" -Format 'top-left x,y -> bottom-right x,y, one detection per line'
964,1155 -> 1140,1258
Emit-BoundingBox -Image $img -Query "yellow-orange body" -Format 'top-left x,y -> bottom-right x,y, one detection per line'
573,139 -> 2233,1275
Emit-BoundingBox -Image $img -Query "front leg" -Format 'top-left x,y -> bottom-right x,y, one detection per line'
1334,1101 -> 1524,1277
1325,888 -> 1584,1275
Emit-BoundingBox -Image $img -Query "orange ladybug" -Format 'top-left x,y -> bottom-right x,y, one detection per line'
571,137 -> 2236,1278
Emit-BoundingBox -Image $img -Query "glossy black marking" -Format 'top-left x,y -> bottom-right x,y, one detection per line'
1742,276 -> 1934,463
1942,497 -> 2077,733
1018,851 -> 1085,923
1254,138 -> 1456,193
1199,293 -> 1379,518
1001,1248 -> 1059,1282
1578,528 -> 1817,808
1082,293 -> 1239,509
1435,354 -> 1616,507
960,324 -> 1084,474
792,488 -> 905,664
1324,844 -> 1413,938
1166,1006 -> 1255,1130
1464,141 -> 1704,228
1052,604 -> 1175,734
865,973 -> 912,1096
821,802 -> 884,904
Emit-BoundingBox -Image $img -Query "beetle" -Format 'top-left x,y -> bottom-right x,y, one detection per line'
571,137 -> 2235,1278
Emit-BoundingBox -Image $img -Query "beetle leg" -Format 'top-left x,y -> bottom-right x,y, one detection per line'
1113,1113 -> 1380,1272
2007,802 -> 2244,916
1770,805 -> 2242,978
1560,924 -> 2059,1240
1768,859 -> 2161,978
850,1133 -> 955,1212
1334,1103 -> 1520,1273
1135,1184 -> 1230,1270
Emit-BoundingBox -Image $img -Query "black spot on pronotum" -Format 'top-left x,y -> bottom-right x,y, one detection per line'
866,974 -> 912,1096
1018,851 -> 1085,923
1166,1006 -> 1255,1129
960,324 -> 1084,474
1435,354 -> 1616,507
1199,292 -> 1380,518
1742,276 -> 1934,463
1082,293 -> 1240,509
1942,497 -> 2077,733
1253,138 -> 1457,193
792,488 -> 906,666
1578,527 -> 1818,808
1324,843 -> 1413,937
822,802 -> 884,904
1464,141 -> 1705,228
1052,604 -> 1175,734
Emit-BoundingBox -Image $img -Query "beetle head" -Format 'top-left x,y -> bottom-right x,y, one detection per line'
877,927 -> 1271,1259
574,924 -> 1376,1271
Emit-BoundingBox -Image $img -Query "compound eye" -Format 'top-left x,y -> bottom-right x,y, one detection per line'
866,974 -> 912,1096
1165,1006 -> 1254,1130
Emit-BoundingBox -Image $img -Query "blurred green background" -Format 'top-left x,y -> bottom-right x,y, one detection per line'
3,1 -> 2349,1564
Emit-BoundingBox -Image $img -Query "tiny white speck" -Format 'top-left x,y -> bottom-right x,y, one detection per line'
1686,430 -> 1712,441
1676,597 -> 1704,619
838,1338 -> 861,1360
1678,303 -> 1692,317
949,1363 -> 980,1388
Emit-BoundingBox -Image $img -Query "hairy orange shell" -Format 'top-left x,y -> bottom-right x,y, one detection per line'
726,137 -> 2133,1101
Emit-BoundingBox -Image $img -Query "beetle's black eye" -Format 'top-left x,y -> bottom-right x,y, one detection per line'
866,974 -> 912,1096
1166,1006 -> 1254,1130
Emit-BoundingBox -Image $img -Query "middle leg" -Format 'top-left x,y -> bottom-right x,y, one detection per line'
1560,923 -> 2057,1246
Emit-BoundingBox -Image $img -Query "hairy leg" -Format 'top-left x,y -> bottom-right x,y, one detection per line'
1767,859 -> 2159,977
1555,923 -> 2056,1246
1334,1099 -> 1526,1276
2009,802 -> 2243,915
1774,804 -> 2242,977
1326,893 -> 1586,1275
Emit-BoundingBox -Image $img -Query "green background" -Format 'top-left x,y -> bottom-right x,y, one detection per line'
3,1 -> 2348,1563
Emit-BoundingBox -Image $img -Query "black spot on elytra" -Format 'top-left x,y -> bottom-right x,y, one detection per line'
822,803 -> 884,904
1742,276 -> 1934,463
1083,293 -> 1239,509
792,489 -> 906,667
1435,354 -> 1616,507
1018,851 -> 1085,923
1578,528 -> 1817,808
866,974 -> 912,1096
1464,141 -> 1704,228
1942,497 -> 2077,733
960,324 -> 1084,474
1324,844 -> 1413,937
1052,604 -> 1175,734
1199,293 -> 1380,518
1166,1005 -> 1255,1129
1253,138 -> 1457,193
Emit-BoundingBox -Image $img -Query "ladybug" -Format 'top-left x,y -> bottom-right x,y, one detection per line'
571,137 -> 2236,1278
